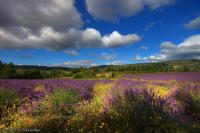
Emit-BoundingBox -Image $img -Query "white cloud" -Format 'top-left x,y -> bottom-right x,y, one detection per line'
138,45 -> 148,50
86,0 -> 176,21
54,60 -> 94,68
0,0 -> 83,34
132,55 -> 143,61
131,34 -> 200,62
184,16 -> 200,29
106,60 -> 126,65
0,27 -> 140,50
65,50 -> 80,56
102,31 -> 141,47
91,63 -> 99,67
143,0 -> 176,10
0,0 -> 141,51
86,0 -> 143,21
160,42 -> 177,49
99,52 -> 118,61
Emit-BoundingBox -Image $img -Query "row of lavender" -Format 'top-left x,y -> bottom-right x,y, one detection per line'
0,72 -> 200,132
122,72 -> 200,82
0,79 -> 111,100
0,78 -> 113,132
64,78 -> 200,132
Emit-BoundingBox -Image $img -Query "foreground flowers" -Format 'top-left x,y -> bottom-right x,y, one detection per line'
0,72 -> 200,132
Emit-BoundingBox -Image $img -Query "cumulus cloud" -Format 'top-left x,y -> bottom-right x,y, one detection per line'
54,60 -> 94,68
131,34 -> 200,62
65,50 -> 80,56
102,31 -> 140,47
0,0 -> 140,51
86,0 -> 143,21
98,52 -> 118,61
0,0 -> 83,35
0,27 -> 140,50
86,0 -> 176,21
184,16 -> 200,29
106,60 -> 126,65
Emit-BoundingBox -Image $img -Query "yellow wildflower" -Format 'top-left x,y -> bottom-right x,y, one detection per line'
0,124 -> 5,129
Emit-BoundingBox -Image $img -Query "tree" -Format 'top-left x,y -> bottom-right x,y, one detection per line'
24,69 -> 42,79
0,62 -> 16,78
182,65 -> 190,72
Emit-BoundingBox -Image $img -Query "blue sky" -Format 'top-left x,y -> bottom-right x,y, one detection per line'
0,0 -> 200,67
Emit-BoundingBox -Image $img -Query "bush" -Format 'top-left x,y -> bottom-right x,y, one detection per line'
39,89 -> 82,116
23,69 -> 43,79
109,88 -> 179,133
73,74 -> 84,79
27,89 -> 82,133
174,86 -> 200,129
65,87 -> 187,133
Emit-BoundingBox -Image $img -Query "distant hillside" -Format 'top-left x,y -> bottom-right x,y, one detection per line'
15,65 -> 71,71
162,60 -> 200,67
15,60 -> 200,72
99,60 -> 200,72
99,60 -> 200,67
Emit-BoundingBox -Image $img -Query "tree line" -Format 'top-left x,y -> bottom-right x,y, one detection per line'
0,60 -> 199,79
0,60 -> 73,79
104,63 -> 197,73
0,61 -> 43,79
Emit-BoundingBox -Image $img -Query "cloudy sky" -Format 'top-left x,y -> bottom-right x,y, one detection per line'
0,0 -> 200,67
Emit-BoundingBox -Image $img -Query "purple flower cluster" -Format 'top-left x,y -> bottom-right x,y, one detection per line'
1,74 -> 199,132
0,79 -> 101,100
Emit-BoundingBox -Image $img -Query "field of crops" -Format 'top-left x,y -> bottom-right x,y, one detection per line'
0,72 -> 200,133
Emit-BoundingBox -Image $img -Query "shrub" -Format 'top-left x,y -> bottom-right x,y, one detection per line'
64,87 -> 185,133
109,88 -> 179,133
39,89 -> 82,116
22,89 -> 83,133
73,74 -> 83,79
174,86 -> 200,129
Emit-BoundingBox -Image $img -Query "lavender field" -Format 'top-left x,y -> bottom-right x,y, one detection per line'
0,72 -> 200,133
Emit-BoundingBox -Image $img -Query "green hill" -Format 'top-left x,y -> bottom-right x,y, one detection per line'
100,60 -> 200,73
15,60 -> 200,72
15,65 -> 71,71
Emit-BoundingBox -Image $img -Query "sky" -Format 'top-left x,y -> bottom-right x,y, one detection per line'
0,0 -> 200,67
